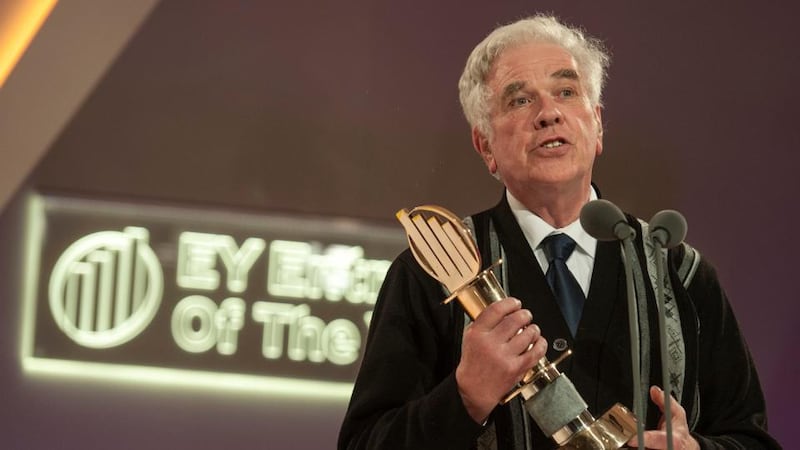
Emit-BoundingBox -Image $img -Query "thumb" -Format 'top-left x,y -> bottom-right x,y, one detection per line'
650,385 -> 666,410
650,385 -> 686,420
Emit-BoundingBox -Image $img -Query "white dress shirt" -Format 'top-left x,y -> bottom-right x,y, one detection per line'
507,188 -> 598,297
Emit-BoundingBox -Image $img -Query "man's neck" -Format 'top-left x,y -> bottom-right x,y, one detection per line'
507,182 -> 591,229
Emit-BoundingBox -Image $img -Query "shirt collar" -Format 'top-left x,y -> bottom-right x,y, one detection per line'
507,187 -> 598,258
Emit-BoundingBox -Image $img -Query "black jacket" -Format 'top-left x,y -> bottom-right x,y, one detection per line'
339,196 -> 779,449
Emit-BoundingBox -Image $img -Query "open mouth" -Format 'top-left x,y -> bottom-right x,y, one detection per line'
541,138 -> 566,149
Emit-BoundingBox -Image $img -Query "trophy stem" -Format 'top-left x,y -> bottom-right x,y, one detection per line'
443,261 -> 505,318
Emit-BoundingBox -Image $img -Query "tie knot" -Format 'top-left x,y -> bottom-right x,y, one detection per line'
542,233 -> 577,262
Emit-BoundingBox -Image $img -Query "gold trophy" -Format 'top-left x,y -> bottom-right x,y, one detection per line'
397,205 -> 637,449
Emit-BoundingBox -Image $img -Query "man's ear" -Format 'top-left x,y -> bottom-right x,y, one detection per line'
594,105 -> 604,156
472,127 -> 497,174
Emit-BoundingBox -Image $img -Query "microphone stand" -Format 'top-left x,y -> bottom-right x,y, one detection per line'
579,199 -> 648,448
652,236 -> 674,450
649,209 -> 687,450
620,236 -> 646,449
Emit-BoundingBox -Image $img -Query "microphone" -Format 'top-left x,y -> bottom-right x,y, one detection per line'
579,199 -> 636,241
580,199 -> 645,447
648,209 -> 688,450
649,210 -> 687,249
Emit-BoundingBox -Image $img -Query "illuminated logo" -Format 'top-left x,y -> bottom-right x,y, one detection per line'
48,227 -> 163,348
21,194 -> 405,398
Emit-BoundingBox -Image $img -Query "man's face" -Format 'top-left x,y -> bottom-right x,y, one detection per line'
473,42 -> 603,199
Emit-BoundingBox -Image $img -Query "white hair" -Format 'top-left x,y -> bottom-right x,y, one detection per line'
458,14 -> 611,137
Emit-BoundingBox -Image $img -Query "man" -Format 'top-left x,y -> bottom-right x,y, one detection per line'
338,15 -> 778,450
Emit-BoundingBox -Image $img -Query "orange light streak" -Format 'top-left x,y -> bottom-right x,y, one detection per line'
0,0 -> 58,88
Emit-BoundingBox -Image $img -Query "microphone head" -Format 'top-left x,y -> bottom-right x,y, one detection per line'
580,199 -> 635,241
649,210 -> 687,248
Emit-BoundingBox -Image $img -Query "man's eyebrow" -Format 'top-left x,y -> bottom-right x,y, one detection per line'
551,68 -> 579,80
501,81 -> 526,101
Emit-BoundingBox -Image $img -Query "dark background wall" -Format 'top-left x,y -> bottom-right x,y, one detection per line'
1,1 -> 796,448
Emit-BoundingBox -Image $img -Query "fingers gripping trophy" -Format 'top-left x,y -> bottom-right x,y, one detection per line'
396,205 -> 637,450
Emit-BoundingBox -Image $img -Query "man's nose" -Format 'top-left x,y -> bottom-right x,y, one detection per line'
534,96 -> 563,129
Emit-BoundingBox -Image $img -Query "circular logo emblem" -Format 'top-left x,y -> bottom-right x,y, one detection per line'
48,227 -> 163,348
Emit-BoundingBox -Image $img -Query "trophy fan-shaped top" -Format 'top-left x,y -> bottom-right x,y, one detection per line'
396,205 -> 482,293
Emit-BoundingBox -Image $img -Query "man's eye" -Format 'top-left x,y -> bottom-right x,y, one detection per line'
510,97 -> 530,106
559,88 -> 576,98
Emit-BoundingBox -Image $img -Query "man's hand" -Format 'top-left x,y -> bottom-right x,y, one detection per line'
627,386 -> 700,450
455,297 -> 547,423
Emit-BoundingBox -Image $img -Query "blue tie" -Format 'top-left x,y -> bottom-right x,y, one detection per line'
542,233 -> 585,337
